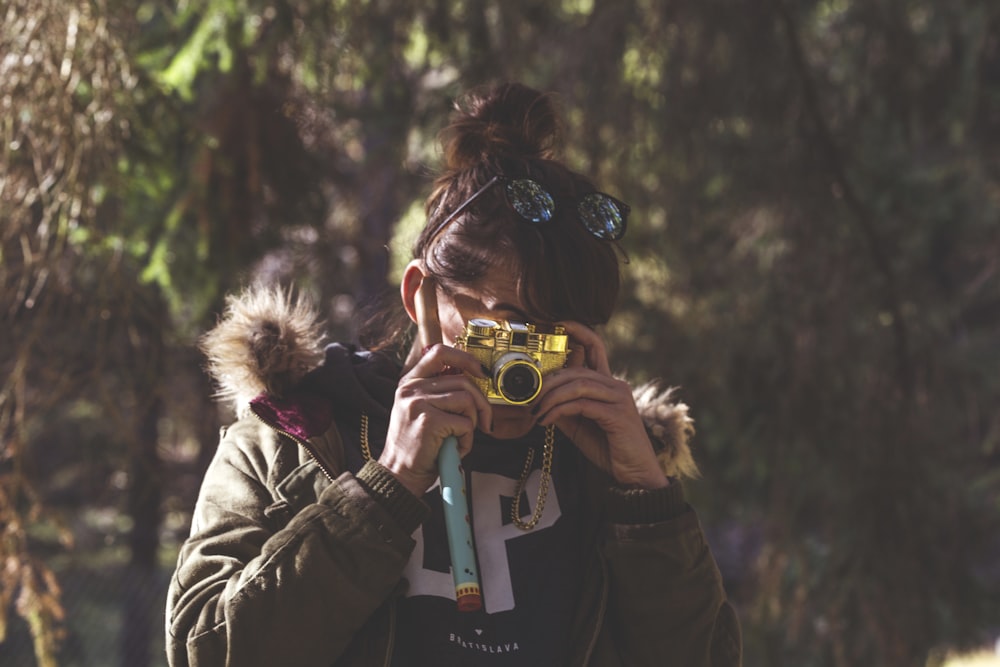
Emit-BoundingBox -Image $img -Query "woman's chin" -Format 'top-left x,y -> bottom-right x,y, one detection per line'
486,404 -> 537,440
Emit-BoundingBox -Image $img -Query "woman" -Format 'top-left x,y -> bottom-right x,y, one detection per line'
166,82 -> 741,666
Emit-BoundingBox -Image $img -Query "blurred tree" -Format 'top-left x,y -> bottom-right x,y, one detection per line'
2,0 -> 999,665
597,1 -> 1000,664
1,1 -> 146,665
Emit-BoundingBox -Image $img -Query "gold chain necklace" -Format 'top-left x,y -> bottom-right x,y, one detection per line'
359,412 -> 373,462
358,413 -> 554,531
510,423 -> 555,530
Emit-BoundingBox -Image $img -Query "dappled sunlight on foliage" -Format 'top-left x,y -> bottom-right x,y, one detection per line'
2,0 -> 999,665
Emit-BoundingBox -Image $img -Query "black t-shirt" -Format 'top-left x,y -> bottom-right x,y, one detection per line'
389,428 -> 590,667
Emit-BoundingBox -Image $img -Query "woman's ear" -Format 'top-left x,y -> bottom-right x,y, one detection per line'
400,261 -> 443,373
400,260 -> 428,324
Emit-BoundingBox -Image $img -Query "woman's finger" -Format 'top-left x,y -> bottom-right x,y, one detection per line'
409,343 -> 489,380
536,388 -> 632,430
534,372 -> 624,418
398,373 -> 493,434
557,320 -> 611,376
538,397 -> 619,430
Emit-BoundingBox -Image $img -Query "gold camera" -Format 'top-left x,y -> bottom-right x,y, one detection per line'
455,319 -> 570,405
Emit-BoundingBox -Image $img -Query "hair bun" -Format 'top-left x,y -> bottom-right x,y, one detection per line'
441,82 -> 561,170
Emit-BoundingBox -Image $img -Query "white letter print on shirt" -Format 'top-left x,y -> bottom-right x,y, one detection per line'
402,469 -> 561,614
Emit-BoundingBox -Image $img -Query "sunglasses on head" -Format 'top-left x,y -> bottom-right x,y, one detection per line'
427,175 -> 629,245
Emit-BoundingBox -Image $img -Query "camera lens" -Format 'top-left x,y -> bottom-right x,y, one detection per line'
495,355 -> 542,404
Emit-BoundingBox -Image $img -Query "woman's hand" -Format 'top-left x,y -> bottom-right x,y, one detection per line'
379,344 -> 492,497
532,321 -> 669,490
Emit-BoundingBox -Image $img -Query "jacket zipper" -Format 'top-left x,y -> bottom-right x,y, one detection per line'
249,407 -> 338,484
383,599 -> 397,667
581,551 -> 610,666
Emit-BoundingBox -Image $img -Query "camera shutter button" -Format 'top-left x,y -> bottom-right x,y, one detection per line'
467,318 -> 499,336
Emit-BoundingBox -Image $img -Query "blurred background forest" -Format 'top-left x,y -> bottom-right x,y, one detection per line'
2,0 -> 999,665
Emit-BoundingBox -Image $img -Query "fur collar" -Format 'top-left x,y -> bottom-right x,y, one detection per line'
200,286 -> 698,479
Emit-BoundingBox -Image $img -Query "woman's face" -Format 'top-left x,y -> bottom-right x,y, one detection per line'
435,264 -> 545,440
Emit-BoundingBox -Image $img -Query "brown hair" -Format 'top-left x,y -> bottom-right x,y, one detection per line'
415,82 -> 621,324
361,82 -> 623,353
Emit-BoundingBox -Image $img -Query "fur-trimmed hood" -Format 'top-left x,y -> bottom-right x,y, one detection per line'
200,286 -> 699,479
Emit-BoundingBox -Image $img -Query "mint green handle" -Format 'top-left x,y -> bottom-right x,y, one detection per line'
438,435 -> 482,612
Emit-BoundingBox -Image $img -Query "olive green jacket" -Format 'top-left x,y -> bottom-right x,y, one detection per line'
165,287 -> 741,667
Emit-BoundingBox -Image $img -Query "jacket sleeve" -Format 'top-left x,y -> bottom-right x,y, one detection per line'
598,481 -> 743,667
165,421 -> 427,667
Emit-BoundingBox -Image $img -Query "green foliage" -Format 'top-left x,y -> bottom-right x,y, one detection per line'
2,0 -> 999,665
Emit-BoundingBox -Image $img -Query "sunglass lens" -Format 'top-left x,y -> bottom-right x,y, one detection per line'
578,194 -> 626,240
506,179 -> 555,224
